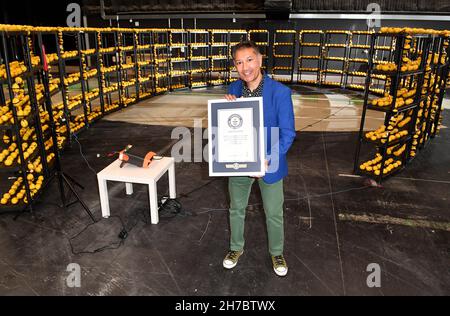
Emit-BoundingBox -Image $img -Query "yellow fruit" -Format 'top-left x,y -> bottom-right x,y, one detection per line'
0,198 -> 7,204
11,197 -> 18,205
27,173 -> 34,181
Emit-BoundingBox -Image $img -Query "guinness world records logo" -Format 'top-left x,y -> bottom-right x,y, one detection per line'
228,114 -> 243,129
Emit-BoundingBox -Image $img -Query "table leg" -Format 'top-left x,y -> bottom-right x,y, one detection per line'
168,163 -> 176,199
149,181 -> 159,224
97,177 -> 110,218
125,183 -> 133,195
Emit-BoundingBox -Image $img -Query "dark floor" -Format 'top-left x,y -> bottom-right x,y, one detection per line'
0,102 -> 448,295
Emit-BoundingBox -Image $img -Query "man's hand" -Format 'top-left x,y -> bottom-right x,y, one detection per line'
252,160 -> 269,179
224,94 -> 237,101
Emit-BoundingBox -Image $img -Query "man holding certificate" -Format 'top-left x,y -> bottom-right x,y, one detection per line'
222,41 -> 296,277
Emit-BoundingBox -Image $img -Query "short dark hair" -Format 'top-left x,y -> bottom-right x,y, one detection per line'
232,40 -> 261,59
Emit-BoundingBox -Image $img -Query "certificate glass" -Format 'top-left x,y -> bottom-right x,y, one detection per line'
208,97 -> 265,177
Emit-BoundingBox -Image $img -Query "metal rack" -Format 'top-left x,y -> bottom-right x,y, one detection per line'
345,30 -> 374,92
168,29 -> 189,90
297,30 -> 323,85
57,29 -> 90,134
209,30 -> 229,86
135,29 -> 155,99
97,29 -> 121,113
414,35 -> 450,151
152,29 -> 170,94
321,30 -> 351,88
430,39 -> 450,138
117,30 -> 138,106
248,29 -> 269,72
272,30 -> 296,83
353,32 -> 435,182
0,29 -> 48,212
188,29 -> 210,88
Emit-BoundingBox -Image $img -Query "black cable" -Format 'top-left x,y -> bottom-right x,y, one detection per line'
72,133 -> 97,176
68,215 -> 125,255
68,209 -> 145,255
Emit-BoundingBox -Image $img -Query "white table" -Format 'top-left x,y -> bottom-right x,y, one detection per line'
97,157 -> 176,224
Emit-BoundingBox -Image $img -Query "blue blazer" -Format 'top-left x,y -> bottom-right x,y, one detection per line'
227,74 -> 296,184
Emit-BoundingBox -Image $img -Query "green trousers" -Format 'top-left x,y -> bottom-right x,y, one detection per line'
228,177 -> 284,256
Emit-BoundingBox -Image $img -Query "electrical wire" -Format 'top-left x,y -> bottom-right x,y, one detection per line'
68,210 -> 145,255
72,133 -> 97,176
68,215 -> 125,255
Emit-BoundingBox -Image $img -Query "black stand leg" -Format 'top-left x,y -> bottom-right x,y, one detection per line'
35,39 -> 96,223
61,173 -> 96,222
63,172 -> 84,190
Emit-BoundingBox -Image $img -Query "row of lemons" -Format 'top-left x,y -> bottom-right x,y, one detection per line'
360,154 -> 403,176
365,114 -> 410,144
2,24 -> 450,37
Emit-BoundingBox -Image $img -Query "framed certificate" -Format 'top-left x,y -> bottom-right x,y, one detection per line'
208,97 -> 265,177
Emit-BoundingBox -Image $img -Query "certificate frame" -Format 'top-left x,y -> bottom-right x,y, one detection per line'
208,97 -> 265,177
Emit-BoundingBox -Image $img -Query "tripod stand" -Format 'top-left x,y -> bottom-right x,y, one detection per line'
39,40 -> 96,223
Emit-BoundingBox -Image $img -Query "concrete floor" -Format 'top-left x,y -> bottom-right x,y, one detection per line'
104,85 -> 386,131
0,86 -> 448,296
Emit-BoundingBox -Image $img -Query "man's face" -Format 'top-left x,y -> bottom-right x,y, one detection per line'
234,47 -> 262,83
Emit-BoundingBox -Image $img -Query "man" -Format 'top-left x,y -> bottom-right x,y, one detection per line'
222,41 -> 296,277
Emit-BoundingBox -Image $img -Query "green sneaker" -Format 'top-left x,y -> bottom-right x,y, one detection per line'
223,250 -> 244,269
271,255 -> 288,277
